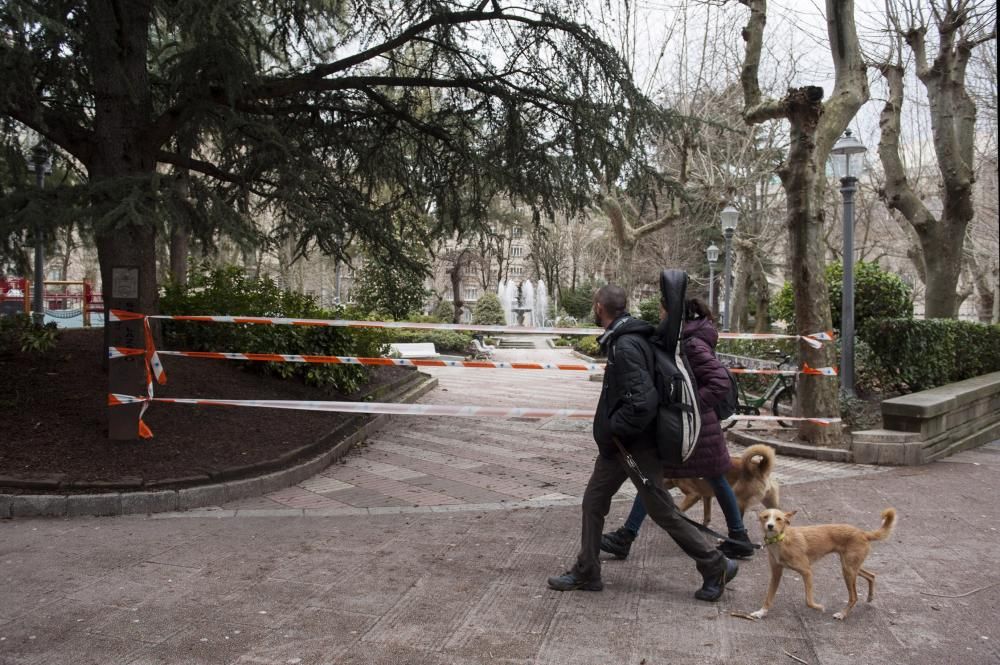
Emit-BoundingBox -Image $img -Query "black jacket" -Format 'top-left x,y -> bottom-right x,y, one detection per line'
592,315 -> 659,459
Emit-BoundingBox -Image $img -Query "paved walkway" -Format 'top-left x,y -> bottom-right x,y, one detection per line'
217,349 -> 888,517
3,347 -> 998,665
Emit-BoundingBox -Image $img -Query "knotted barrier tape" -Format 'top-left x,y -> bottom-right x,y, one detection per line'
107,394 -> 839,426
107,310 -> 839,437
109,310 -> 834,348
108,346 -> 839,376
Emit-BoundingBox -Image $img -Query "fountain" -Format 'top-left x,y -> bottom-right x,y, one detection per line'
534,280 -> 548,327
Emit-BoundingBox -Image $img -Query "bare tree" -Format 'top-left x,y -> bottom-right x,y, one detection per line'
738,0 -> 870,445
875,0 -> 996,318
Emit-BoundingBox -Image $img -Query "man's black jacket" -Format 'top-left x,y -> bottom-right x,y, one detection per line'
592,315 -> 659,459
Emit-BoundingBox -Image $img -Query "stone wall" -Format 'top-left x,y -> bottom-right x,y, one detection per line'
853,371 -> 1000,465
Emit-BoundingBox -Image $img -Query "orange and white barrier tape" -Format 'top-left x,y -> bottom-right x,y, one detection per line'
110,310 -> 834,347
108,393 -> 840,431
108,394 -> 594,420
108,347 -> 603,372
721,414 -> 841,426
730,363 -> 838,377
108,346 -> 839,376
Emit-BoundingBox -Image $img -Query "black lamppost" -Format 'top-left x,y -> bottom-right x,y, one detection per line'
830,129 -> 867,397
706,243 -> 720,314
720,205 -> 738,332
28,142 -> 52,326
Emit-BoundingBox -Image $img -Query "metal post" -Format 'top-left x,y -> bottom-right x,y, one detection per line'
722,229 -> 734,332
840,176 -> 857,397
708,263 -> 716,313
32,167 -> 45,326
840,176 -> 858,397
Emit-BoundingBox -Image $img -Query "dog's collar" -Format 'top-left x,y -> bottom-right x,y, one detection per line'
764,532 -> 785,545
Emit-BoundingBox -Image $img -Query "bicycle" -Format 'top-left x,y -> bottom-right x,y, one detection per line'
722,350 -> 797,430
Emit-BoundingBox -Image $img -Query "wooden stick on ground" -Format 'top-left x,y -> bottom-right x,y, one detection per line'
783,649 -> 810,665
920,582 -> 1000,599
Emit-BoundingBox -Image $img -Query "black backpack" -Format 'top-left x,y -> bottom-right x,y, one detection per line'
649,270 -> 702,465
714,366 -> 739,422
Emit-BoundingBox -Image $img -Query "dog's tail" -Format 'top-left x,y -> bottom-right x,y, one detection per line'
865,508 -> 897,542
741,444 -> 776,479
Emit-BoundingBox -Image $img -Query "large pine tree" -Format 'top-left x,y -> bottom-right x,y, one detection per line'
1,0 -> 666,321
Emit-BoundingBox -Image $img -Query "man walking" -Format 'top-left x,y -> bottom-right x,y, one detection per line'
547,285 -> 738,601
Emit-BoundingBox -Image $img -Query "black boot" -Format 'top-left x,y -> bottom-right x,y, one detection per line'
695,558 -> 739,602
718,530 -> 756,560
600,526 -> 636,559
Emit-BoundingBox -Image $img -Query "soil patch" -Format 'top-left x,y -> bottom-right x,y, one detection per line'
0,328 -> 415,492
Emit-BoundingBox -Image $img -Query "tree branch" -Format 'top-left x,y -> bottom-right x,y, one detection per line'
876,62 -> 934,230
155,150 -> 244,185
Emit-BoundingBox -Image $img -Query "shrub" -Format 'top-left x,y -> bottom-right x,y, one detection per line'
862,318 -> 1000,392
472,292 -> 506,326
572,335 -> 603,358
0,314 -> 59,355
387,329 -> 472,354
160,265 -> 389,394
771,261 -> 913,335
638,296 -> 660,325
353,249 -> 430,320
561,282 -> 598,319
433,300 -> 455,323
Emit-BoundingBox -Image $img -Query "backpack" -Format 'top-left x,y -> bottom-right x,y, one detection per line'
714,366 -> 739,422
649,270 -> 702,465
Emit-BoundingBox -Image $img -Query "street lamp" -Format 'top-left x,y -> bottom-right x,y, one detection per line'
720,205 -> 738,332
830,129 -> 867,397
706,243 -> 720,313
28,142 -> 53,326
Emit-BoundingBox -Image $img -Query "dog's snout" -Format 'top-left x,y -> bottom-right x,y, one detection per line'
766,522 -> 775,530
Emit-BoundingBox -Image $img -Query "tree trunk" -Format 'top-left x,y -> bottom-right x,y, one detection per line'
876,4 -> 986,319
169,224 -> 189,286
753,260 -> 771,332
86,0 -> 159,317
782,113 -> 841,445
731,248 -> 752,331
739,0 -> 869,446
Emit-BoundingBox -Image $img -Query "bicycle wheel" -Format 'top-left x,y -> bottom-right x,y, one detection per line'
772,387 -> 796,427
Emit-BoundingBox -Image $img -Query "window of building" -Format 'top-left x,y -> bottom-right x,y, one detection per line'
511,245 -> 524,258
464,287 -> 479,301
512,227 -> 523,239
511,265 -> 524,277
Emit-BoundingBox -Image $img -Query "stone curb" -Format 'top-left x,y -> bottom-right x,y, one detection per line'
727,428 -> 854,463
0,373 -> 438,519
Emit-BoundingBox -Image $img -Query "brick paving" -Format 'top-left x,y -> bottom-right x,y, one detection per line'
218,347 -> 889,517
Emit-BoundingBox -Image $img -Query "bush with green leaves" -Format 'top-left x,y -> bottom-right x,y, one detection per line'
0,314 -> 59,355
387,329 -> 472,354
433,299 -> 455,323
638,296 -> 660,325
472,292 -> 506,326
160,265 -> 389,394
572,335 -> 603,358
861,318 -> 1000,393
771,261 -> 913,335
353,248 -> 430,320
561,282 -> 599,319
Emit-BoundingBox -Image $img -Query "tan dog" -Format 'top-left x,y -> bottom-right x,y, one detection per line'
668,444 -> 780,525
750,507 -> 897,620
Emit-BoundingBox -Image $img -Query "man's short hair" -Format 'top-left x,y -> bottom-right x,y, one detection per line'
594,284 -> 627,318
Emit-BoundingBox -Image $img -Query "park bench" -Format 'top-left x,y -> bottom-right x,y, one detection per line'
388,342 -> 438,359
469,337 -> 496,360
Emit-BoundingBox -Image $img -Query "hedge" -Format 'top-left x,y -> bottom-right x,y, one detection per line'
862,318 -> 1000,392
160,266 -> 389,394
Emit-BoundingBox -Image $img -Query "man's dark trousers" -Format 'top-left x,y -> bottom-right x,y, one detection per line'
571,444 -> 726,581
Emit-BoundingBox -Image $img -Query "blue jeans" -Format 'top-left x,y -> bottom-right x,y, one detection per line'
623,475 -> 746,537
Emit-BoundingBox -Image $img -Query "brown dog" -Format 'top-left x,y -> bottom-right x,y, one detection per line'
750,507 -> 897,620
667,444 -> 779,525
